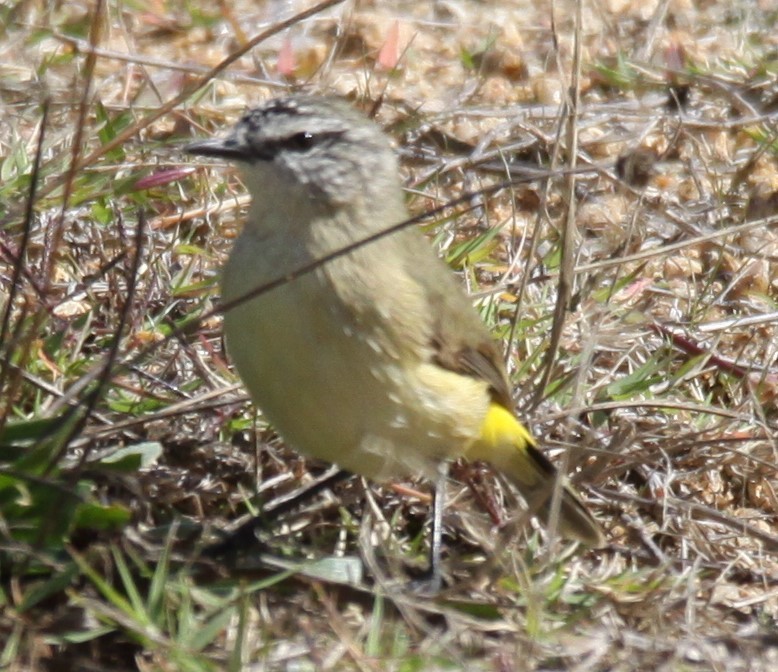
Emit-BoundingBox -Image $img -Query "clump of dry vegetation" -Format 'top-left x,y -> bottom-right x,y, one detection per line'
1,0 -> 777,670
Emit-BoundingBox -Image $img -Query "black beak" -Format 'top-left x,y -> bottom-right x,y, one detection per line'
185,137 -> 250,161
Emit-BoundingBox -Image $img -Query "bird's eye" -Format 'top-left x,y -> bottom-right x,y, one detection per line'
286,131 -> 315,151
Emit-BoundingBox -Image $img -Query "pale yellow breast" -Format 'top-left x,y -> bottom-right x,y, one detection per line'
221,227 -> 490,480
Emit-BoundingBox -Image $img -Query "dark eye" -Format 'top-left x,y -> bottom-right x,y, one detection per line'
285,131 -> 315,151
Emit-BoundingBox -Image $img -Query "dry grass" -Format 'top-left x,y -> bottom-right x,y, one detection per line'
1,0 -> 778,670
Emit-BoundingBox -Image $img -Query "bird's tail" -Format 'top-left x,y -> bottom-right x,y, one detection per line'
466,402 -> 605,547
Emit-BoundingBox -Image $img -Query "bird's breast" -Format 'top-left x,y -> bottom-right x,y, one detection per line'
221,228 -> 490,480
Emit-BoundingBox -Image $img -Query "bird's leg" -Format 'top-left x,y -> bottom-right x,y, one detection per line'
407,461 -> 448,594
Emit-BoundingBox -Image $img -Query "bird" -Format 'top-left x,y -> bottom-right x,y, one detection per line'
185,95 -> 605,565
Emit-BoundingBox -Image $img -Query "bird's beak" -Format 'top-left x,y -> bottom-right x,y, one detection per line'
185,137 -> 249,161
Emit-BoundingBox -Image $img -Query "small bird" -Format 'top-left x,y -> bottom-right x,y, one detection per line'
186,95 -> 604,554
